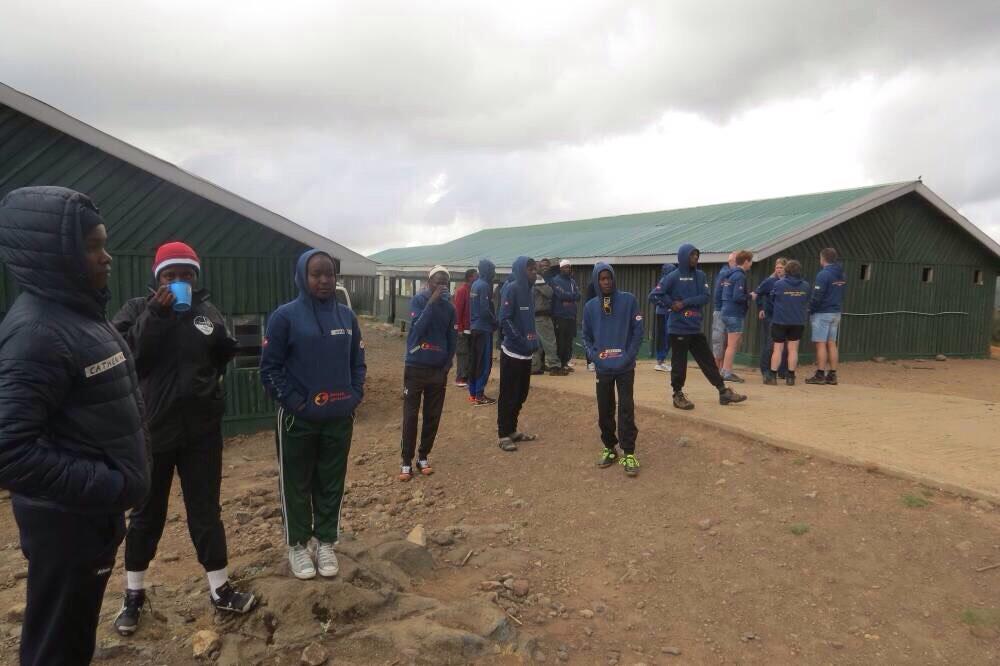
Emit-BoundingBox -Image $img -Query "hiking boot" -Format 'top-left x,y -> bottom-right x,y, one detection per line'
619,454 -> 640,477
653,363 -> 668,372
498,437 -> 518,452
719,387 -> 747,405
398,465 -> 413,482
211,582 -> 257,614
786,371 -> 796,386
673,392 -> 694,410
804,371 -> 826,385
763,371 -> 777,385
288,544 -> 316,580
316,542 -> 339,578
825,371 -> 838,385
113,589 -> 146,636
723,372 -> 745,383
416,459 -> 434,476
597,447 -> 618,468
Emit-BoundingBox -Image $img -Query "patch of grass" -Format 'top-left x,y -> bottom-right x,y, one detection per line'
792,457 -> 808,466
961,608 -> 1000,627
902,493 -> 931,508
789,523 -> 810,536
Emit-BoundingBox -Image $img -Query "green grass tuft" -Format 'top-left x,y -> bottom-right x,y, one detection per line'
789,523 -> 810,536
902,493 -> 930,508
961,608 -> 1000,626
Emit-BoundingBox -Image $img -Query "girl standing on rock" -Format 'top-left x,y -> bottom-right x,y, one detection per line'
261,250 -> 367,580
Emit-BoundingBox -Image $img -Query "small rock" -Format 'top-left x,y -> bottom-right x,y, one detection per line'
830,641 -> 845,649
512,499 -> 529,509
872,356 -> 887,363
721,459 -> 737,467
480,580 -> 504,591
662,646 -> 682,656
505,488 -> 515,497
579,609 -> 595,619
503,578 -> 515,590
741,632 -> 759,642
935,354 -> 947,361
234,511 -> 253,526
93,643 -> 132,661
697,519 -> 713,531
192,629 -> 221,659
301,642 -> 328,665
804,491 -> 818,499
676,436 -> 692,447
407,525 -> 427,547
13,569 -> 28,580
6,603 -> 26,623
512,579 -> 530,597
431,532 -> 455,547
584,627 -> 594,637
954,540 -> 973,556
161,552 -> 180,563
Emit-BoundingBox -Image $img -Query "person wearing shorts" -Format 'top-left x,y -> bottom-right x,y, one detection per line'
765,260 -> 810,386
711,252 -> 736,366
806,248 -> 847,385
720,250 -> 753,383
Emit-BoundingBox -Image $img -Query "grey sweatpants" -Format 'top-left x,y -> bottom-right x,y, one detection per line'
532,316 -> 559,372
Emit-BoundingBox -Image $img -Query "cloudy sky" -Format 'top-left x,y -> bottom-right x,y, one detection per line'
2,0 -> 999,256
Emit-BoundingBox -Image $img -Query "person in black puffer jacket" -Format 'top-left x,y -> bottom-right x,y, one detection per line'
111,242 -> 256,636
0,186 -> 150,666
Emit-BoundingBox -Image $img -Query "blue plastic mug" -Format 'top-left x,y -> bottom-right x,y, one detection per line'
169,281 -> 192,312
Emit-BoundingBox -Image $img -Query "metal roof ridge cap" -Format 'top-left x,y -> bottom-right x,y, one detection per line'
0,81 -> 374,269
752,181 -> 918,260
913,183 -> 1000,261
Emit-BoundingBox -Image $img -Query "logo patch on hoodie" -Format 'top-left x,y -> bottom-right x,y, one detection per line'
313,391 -> 352,406
330,328 -> 352,336
598,348 -> 623,360
85,352 -> 126,378
194,316 -> 214,336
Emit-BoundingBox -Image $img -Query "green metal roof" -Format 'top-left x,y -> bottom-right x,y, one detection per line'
371,182 -> 916,267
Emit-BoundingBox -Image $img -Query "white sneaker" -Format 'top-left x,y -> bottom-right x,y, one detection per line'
316,542 -> 339,578
587,362 -> 595,372
653,363 -> 668,372
288,545 -> 316,580
666,364 -> 672,371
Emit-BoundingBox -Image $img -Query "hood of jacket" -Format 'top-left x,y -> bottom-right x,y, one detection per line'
592,261 -> 617,296
477,259 -> 496,283
0,186 -> 110,318
821,263 -> 845,282
660,262 -> 676,278
676,244 -> 698,275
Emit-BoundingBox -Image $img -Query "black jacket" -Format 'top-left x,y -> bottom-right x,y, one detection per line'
0,186 -> 149,513
113,291 -> 236,450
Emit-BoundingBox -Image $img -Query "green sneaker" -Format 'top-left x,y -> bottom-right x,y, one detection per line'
598,447 -> 618,468
619,454 -> 640,477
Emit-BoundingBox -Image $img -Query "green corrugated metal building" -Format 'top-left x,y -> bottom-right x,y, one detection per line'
0,82 -> 377,434
372,181 -> 1000,363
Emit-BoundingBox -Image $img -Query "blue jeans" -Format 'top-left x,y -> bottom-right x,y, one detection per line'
655,313 -> 671,363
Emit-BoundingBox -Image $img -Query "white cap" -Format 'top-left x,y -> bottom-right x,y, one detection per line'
559,259 -> 572,268
429,265 -> 450,279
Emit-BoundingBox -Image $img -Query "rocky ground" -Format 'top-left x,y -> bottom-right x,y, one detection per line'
1,320 -> 999,664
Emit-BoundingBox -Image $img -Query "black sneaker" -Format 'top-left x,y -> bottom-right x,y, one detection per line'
113,589 -> 146,636
786,371 -> 796,386
804,371 -> 826,385
597,447 -> 618,468
211,582 -> 257,614
719,387 -> 747,405
673,392 -> 695,410
479,395 -> 498,405
825,372 -> 838,385
763,371 -> 777,386
548,367 -> 569,376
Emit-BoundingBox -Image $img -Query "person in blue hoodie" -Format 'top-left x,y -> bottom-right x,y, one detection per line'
398,266 -> 457,481
711,252 -> 737,367
660,244 -> 747,410
260,250 -> 366,581
468,259 -> 498,405
805,247 -> 847,385
720,250 -> 754,383
751,257 -> 789,381
764,260 -> 811,386
584,263 -> 644,476
549,259 -> 581,370
496,256 -> 541,452
647,263 -> 677,372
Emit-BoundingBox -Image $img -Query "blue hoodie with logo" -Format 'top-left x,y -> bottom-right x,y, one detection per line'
721,266 -> 749,318
261,249 -> 366,421
712,265 -> 733,312
498,256 -> 539,357
548,271 -> 581,320
470,259 -> 497,332
809,263 -> 847,314
771,274 -> 811,325
661,244 -> 710,335
583,263 -> 644,375
648,263 -> 677,315
405,285 -> 457,369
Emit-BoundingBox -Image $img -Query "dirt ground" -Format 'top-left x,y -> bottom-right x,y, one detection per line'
1,322 -> 1000,664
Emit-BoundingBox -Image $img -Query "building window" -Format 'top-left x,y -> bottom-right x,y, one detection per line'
231,315 -> 263,369
921,267 -> 934,283
973,269 -> 984,285
859,264 -> 872,281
